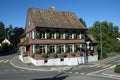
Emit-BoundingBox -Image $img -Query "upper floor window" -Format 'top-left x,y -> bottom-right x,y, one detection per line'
41,32 -> 46,39
60,33 -> 65,39
50,33 -> 56,39
32,30 -> 35,39
26,33 -> 29,39
28,20 -> 31,27
77,33 -> 82,39
69,33 -> 73,39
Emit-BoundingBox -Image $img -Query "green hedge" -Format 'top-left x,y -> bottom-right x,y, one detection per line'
114,64 -> 120,73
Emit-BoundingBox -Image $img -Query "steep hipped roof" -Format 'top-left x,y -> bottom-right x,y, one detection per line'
28,7 -> 87,29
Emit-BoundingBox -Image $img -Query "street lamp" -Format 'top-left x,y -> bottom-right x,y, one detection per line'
85,41 -> 90,63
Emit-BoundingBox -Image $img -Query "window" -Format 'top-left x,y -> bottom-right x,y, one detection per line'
36,31 -> 41,39
50,45 -> 55,53
41,32 -> 46,39
69,33 -> 73,39
32,30 -> 35,39
28,20 -> 31,27
68,45 -> 73,52
59,45 -> 64,53
76,44 -> 82,52
35,45 -> 40,54
73,33 -> 77,39
26,33 -> 29,39
40,46 -> 46,53
77,33 -> 82,39
35,45 -> 46,54
50,33 -> 56,39
60,33 -> 65,39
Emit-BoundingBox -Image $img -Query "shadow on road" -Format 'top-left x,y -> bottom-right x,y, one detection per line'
32,75 -> 68,80
32,67 -> 73,80
0,50 -> 17,56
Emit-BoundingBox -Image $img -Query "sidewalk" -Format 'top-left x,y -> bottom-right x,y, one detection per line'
10,56 -> 73,71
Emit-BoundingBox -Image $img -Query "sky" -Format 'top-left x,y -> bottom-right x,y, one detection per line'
0,0 -> 120,30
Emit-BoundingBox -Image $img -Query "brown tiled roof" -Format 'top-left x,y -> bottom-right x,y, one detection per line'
28,7 -> 87,29
20,39 -> 85,45
87,34 -> 97,43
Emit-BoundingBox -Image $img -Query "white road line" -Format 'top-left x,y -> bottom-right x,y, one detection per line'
74,72 -> 79,74
0,60 -> 4,63
90,64 -> 100,67
68,72 -> 72,74
4,70 -> 9,71
109,65 -> 116,68
3,59 -> 9,63
20,70 -> 25,71
12,70 -> 17,71
80,73 -> 85,75
102,64 -> 112,68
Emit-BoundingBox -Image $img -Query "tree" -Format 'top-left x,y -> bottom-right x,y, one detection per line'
88,21 -> 120,58
11,27 -> 24,48
5,26 -> 24,48
0,22 -> 5,39
5,24 -> 14,40
79,18 -> 87,27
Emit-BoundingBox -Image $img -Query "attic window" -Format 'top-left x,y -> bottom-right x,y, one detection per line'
28,20 -> 31,27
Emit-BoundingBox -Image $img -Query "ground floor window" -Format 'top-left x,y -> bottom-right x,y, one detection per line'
40,46 -> 46,53
34,45 -> 46,54
59,45 -> 64,53
76,44 -> 82,52
68,45 -> 73,53
50,45 -> 55,53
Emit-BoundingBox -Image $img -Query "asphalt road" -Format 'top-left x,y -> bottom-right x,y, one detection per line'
0,51 -> 120,80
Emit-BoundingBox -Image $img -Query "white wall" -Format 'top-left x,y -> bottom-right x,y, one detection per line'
29,55 -> 98,66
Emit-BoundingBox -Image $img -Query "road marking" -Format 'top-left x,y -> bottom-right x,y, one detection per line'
20,70 -> 25,71
68,72 -> 72,74
3,59 -> 9,63
109,65 -> 116,68
102,64 -> 112,68
0,59 -> 4,63
90,64 -> 100,67
74,72 -> 79,74
4,70 -> 9,71
12,70 -> 17,71
96,64 -> 106,68
90,64 -> 114,68
80,73 -> 85,75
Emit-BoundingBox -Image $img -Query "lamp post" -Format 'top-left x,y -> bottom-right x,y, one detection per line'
85,41 -> 90,63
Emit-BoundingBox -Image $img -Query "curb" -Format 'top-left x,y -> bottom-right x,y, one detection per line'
10,56 -> 73,71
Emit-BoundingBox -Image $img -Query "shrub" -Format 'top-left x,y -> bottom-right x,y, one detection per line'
114,64 -> 120,73
50,53 -> 58,58
41,53 -> 48,58
58,53 -> 66,58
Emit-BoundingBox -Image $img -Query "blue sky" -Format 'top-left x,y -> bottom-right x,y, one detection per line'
0,0 -> 120,30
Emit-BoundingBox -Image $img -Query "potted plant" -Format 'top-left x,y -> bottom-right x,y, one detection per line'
75,52 -> 81,57
58,53 -> 66,58
50,53 -> 58,58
